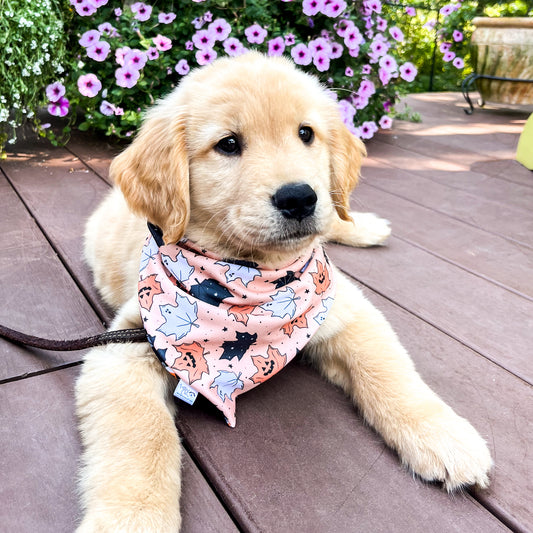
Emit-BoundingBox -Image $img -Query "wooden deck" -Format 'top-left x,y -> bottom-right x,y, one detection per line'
1,93 -> 532,533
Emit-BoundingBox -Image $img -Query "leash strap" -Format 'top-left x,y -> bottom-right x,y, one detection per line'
0,324 -> 147,351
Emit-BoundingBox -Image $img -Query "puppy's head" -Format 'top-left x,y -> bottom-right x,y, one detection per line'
111,52 -> 365,264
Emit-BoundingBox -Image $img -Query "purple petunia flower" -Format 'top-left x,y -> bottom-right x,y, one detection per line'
244,24 -> 267,44
147,47 -> 159,60
99,100 -> 116,116
131,2 -> 152,21
115,47 -> 131,66
98,22 -> 118,37
379,54 -> 397,73
440,42 -> 452,53
196,48 -> 217,65
453,30 -> 464,42
153,35 -> 172,51
175,59 -> 190,75
363,0 -> 382,14
72,0 -> 98,17
208,18 -> 231,41
336,19 -> 354,38
399,62 -> 417,82
192,29 -> 216,50
115,66 -> 140,88
453,57 -> 465,69
223,37 -> 245,57
338,99 -> 356,123
379,115 -> 392,129
79,29 -> 101,48
349,45 -> 360,58
379,67 -> 391,86
344,26 -> 364,49
77,73 -> 102,97
443,51 -> 456,62
322,0 -> 347,18
358,79 -> 376,99
389,26 -> 404,42
309,37 -> 331,58
302,0 -> 324,16
185,40 -> 194,51
192,17 -> 204,30
291,43 -> 312,66
87,41 -> 111,62
159,12 -> 176,24
268,37 -> 285,57
124,49 -> 148,70
114,7 -> 122,16
439,4 -> 454,16
405,6 -> 416,16
48,96 -> 69,117
329,42 -> 343,59
46,81 -> 66,103
360,120 -> 378,139
362,64 -> 372,75
345,66 -> 354,77
313,50 -> 330,72
284,33 -> 296,46
203,11 -> 213,22
376,16 -> 387,32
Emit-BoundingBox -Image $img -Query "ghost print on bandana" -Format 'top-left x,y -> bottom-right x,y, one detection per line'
139,226 -> 336,427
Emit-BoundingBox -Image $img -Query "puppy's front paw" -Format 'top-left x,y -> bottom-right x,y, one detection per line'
398,409 -> 492,491
348,212 -> 391,247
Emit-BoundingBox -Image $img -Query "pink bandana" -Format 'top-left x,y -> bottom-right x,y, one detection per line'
138,225 -> 336,427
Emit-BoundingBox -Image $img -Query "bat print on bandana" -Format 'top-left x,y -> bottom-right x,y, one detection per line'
139,231 -> 336,427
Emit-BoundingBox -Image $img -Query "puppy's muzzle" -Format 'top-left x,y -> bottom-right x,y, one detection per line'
271,183 -> 317,222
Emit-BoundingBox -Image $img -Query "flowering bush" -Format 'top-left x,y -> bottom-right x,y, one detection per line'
0,0 -> 69,157
43,0 -> 423,143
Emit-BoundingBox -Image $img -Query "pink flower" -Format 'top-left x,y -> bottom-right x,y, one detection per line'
358,79 -> 376,98
453,30 -> 463,42
344,26 -> 364,49
73,0 -> 97,17
360,120 -> 378,139
115,66 -> 140,88
46,81 -> 66,102
87,41 -> 111,62
195,48 -> 217,65
223,37 -> 245,57
309,37 -> 331,57
158,12 -> 176,24
348,46 -> 360,58
443,51 -> 456,62
322,0 -> 347,17
203,11 -> 213,22
98,22 -> 119,37
268,37 -> 285,56
192,29 -> 216,50
147,47 -> 159,60
77,73 -> 102,97
244,24 -> 267,44
192,17 -> 204,30
208,18 -> 231,41
338,99 -> 356,124
329,42 -> 343,59
399,62 -> 417,82
405,6 -> 416,16
376,16 -> 387,31
379,54 -> 397,73
345,66 -> 353,77
131,2 -> 152,22
363,0 -> 382,14
291,43 -> 312,65
440,42 -> 451,53
302,0 -> 324,16
362,64 -> 372,75
175,59 -> 190,75
185,40 -> 194,51
99,100 -> 116,116
115,47 -> 131,66
47,96 -> 69,117
439,4 -> 454,16
114,7 -> 122,16
284,33 -> 296,46
379,67 -> 391,86
79,30 -> 101,48
313,50 -> 330,72
353,94 -> 369,110
124,49 -> 147,70
379,115 -> 392,129
370,38 -> 389,58
389,26 -> 404,42
453,57 -> 465,69
153,35 -> 172,51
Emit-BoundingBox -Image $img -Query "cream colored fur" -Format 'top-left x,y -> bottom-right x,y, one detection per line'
77,53 -> 491,532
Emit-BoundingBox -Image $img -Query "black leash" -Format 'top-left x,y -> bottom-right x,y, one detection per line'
0,323 -> 148,351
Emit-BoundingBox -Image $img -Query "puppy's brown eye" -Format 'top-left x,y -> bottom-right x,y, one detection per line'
215,135 -> 241,155
298,126 -> 314,145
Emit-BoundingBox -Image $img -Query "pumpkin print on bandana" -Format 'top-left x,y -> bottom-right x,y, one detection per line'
139,224 -> 336,427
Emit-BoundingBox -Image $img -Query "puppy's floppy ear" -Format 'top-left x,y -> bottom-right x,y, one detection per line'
329,121 -> 367,221
110,106 -> 189,245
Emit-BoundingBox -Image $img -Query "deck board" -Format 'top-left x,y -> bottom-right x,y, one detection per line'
1,92 -> 531,532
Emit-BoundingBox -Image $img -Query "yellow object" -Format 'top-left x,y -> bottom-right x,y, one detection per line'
517,113 -> 533,170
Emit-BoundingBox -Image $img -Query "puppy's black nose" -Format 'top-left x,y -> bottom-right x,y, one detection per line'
271,183 -> 317,222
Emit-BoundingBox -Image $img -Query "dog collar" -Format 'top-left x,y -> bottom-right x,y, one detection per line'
138,224 -> 336,427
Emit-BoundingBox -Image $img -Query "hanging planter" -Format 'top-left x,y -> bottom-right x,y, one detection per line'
467,17 -> 533,108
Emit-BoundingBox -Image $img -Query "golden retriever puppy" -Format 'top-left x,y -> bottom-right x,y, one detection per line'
77,53 -> 492,532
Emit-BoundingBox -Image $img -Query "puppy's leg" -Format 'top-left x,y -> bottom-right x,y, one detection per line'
306,271 -> 492,490
326,211 -> 391,247
76,298 -> 182,533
